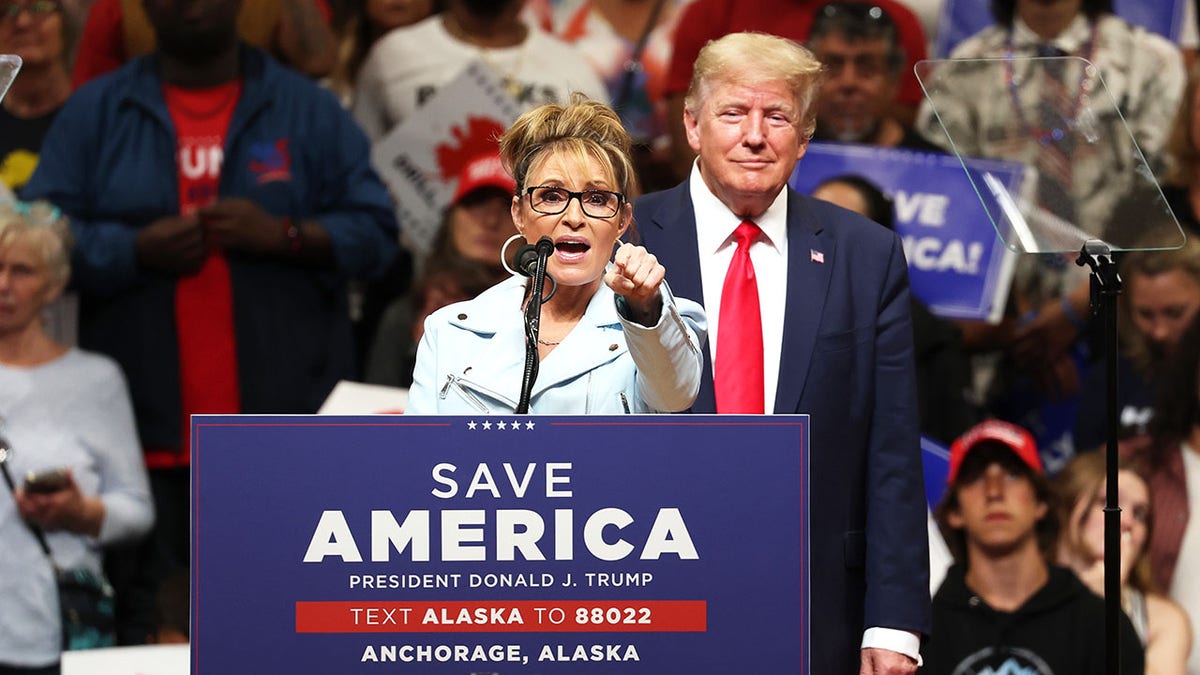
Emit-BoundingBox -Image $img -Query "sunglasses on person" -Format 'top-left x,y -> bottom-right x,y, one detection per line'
525,186 -> 625,219
811,1 -> 897,34
817,2 -> 894,23
1,0 -> 61,20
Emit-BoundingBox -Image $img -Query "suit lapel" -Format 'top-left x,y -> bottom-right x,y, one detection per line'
773,191 -> 834,413
645,184 -> 716,412
646,184 -> 706,304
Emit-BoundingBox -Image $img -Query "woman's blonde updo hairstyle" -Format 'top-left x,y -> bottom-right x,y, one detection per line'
499,93 -> 636,201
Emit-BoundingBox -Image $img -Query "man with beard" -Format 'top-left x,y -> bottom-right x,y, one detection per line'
808,1 -> 939,150
924,419 -> 1144,675
352,0 -> 607,142
24,0 -> 398,640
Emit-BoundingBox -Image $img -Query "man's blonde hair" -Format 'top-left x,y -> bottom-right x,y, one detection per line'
684,32 -> 824,140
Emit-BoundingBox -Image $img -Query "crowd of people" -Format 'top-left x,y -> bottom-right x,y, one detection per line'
2,0 -> 1200,672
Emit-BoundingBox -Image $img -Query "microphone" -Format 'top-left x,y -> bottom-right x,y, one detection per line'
515,236 -> 557,414
513,237 -> 555,277
513,244 -> 538,277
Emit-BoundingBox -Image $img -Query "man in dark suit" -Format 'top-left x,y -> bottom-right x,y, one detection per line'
633,31 -> 930,674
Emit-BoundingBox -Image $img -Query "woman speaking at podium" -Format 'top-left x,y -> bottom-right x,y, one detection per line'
406,95 -> 706,414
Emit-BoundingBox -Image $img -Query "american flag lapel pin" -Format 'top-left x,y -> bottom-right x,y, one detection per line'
810,248 -> 825,264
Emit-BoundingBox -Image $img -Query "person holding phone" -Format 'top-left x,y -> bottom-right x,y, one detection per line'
0,201 -> 152,673
406,94 -> 706,414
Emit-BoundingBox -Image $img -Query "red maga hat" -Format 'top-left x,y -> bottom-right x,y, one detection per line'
946,419 -> 1043,484
451,153 -> 516,206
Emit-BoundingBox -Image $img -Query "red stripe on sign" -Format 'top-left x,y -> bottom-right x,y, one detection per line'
295,600 -> 706,633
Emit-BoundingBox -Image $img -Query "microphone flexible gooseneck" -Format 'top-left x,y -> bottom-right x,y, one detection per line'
512,242 -> 558,300
516,236 -> 555,413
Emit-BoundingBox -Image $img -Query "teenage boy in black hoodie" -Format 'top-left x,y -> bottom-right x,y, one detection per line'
922,419 -> 1144,674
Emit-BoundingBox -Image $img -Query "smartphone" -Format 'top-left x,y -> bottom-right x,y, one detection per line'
23,467 -> 71,494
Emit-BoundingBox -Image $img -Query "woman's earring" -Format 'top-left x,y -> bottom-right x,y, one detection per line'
500,233 -> 528,276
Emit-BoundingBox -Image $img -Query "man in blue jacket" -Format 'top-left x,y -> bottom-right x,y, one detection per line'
24,0 -> 398,605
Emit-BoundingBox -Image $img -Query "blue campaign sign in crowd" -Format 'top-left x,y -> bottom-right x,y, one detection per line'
790,142 -> 1024,323
934,0 -> 1188,57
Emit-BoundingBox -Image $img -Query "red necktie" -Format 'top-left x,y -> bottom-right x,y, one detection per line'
715,221 -> 765,414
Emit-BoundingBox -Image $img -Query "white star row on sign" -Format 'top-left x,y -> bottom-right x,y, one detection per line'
466,420 -> 536,430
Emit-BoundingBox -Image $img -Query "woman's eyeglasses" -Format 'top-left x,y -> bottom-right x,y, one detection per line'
525,186 -> 625,219
1,0 -> 61,20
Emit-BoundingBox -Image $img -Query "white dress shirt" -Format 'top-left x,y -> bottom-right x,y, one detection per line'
688,164 -> 788,410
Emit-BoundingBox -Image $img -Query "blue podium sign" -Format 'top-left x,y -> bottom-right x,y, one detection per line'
192,415 -> 809,673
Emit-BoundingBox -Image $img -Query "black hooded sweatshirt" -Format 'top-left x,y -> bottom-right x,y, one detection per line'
921,564 -> 1144,675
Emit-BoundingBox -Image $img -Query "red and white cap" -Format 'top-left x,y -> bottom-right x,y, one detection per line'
946,419 -> 1043,484
451,153 -> 516,205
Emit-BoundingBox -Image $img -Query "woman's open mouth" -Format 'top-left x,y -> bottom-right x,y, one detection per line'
554,238 -> 591,264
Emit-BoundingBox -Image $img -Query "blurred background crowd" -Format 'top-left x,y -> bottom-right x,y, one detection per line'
2,0 -> 1200,672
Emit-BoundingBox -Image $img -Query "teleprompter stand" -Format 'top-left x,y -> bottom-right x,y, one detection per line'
1077,240 -> 1122,675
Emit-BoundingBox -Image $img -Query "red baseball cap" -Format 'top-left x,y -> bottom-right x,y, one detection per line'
946,419 -> 1043,484
451,153 -> 516,205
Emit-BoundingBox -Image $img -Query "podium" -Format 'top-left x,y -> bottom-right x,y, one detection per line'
191,415 -> 810,673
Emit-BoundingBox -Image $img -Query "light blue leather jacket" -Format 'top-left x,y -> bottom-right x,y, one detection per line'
407,275 -> 707,414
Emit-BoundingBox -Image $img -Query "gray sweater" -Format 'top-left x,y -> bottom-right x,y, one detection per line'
0,348 -> 152,667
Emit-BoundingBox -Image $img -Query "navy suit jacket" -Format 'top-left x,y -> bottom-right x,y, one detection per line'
635,182 -> 932,673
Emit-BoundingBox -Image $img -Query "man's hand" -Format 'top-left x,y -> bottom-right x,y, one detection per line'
1031,352 -> 1081,399
1074,532 -> 1139,597
1012,298 -> 1082,371
953,317 -> 1017,353
604,242 -> 665,326
135,214 -> 207,276
199,198 -> 286,255
860,647 -> 919,675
